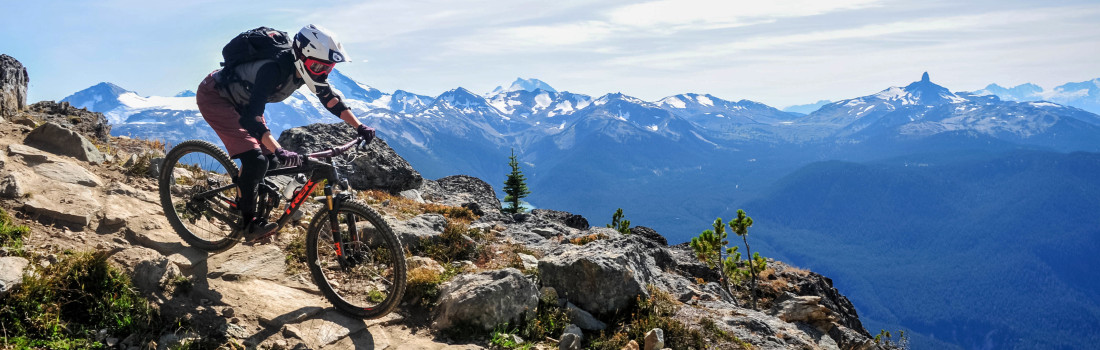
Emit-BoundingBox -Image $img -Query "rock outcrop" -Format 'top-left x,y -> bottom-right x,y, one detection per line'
418,175 -> 502,215
277,123 -> 423,193
431,268 -> 539,331
23,101 -> 112,142
0,54 -> 28,118
24,122 -> 105,163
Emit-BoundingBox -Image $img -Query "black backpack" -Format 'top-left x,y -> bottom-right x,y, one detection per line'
218,27 -> 292,80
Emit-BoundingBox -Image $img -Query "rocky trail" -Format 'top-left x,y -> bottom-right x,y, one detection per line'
1,54 -> 891,350
0,117 -> 474,349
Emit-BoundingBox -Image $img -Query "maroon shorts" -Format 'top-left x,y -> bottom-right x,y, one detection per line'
196,72 -> 270,157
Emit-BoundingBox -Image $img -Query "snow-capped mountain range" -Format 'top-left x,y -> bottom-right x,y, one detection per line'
61,71 -> 1100,173
971,77 -> 1100,115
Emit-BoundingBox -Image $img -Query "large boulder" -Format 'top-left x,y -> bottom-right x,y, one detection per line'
0,54 -> 28,118
24,122 -> 105,163
431,268 -> 539,331
0,257 -> 30,297
278,123 -> 422,193
538,233 -> 678,316
419,175 -> 502,215
23,101 -> 112,142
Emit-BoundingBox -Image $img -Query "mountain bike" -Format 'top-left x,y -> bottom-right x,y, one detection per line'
157,136 -> 406,319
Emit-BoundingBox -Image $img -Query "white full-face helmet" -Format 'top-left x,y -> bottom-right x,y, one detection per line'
292,24 -> 351,93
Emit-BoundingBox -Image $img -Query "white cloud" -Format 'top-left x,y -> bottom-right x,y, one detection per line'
606,0 -> 883,32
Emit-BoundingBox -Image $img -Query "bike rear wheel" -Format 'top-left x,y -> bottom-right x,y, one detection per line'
158,140 -> 242,252
306,199 -> 406,319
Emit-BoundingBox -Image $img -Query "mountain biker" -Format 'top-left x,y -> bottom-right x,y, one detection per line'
195,24 -> 375,241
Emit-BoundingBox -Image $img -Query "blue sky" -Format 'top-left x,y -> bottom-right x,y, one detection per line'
4,0 -> 1099,108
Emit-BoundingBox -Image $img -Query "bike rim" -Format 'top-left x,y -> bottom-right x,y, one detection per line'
315,210 -> 400,311
165,149 -> 241,244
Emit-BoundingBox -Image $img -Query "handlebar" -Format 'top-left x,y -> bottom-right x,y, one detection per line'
306,136 -> 365,159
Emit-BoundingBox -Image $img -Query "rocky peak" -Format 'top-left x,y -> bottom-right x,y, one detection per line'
23,101 -> 112,142
902,71 -> 962,105
0,54 -> 29,118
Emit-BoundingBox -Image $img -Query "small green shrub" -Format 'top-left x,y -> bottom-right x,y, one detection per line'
875,329 -> 910,349
284,231 -> 308,275
0,207 -> 29,254
489,325 -> 534,350
0,251 -> 158,347
170,275 -> 193,296
404,263 -> 462,308
125,151 -> 157,177
607,208 -> 631,235
588,287 -> 705,350
419,223 -> 481,263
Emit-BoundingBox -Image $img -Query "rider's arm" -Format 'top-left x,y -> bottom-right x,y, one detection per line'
316,85 -> 361,128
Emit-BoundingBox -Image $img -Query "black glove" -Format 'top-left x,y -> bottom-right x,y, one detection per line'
274,148 -> 302,168
356,124 -> 376,144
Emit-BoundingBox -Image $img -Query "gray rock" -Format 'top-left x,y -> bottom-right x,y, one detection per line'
24,122 -> 105,163
11,116 -> 36,128
408,256 -> 445,276
419,175 -> 502,215
565,302 -> 607,331
23,101 -> 112,142
630,226 -> 667,246
431,268 -> 538,331
208,245 -> 287,281
776,261 -> 869,336
133,256 -> 182,297
31,161 -> 103,187
644,328 -> 664,350
517,253 -> 538,271
390,213 -> 448,252
0,54 -> 28,118
8,143 -> 53,163
559,333 -> 581,350
0,173 -> 23,198
23,190 -> 100,228
538,234 -> 672,315
770,295 -> 837,329
559,324 -> 583,350
0,257 -> 30,296
109,246 -> 164,275
278,123 -> 422,193
147,157 -> 165,178
532,209 -> 589,230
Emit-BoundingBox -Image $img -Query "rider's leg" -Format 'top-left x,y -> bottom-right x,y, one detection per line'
233,148 -> 268,225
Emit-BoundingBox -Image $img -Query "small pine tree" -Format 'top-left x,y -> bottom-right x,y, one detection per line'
607,208 -> 631,234
730,209 -> 758,309
690,217 -> 736,304
502,148 -> 531,214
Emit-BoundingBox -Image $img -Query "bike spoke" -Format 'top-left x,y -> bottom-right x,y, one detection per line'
314,210 -> 401,310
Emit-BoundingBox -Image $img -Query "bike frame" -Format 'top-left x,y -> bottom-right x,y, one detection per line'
188,138 -> 365,264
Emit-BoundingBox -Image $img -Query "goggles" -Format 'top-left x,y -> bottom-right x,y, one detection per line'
303,57 -> 334,75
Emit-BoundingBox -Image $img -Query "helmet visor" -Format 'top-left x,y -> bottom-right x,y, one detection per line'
304,57 -> 334,75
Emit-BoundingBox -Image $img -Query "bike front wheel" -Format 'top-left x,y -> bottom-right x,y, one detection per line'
306,199 -> 407,319
158,140 -> 242,252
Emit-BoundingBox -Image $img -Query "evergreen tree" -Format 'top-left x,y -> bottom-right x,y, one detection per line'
502,148 -> 531,214
690,217 -> 737,304
607,208 -> 631,234
730,209 -> 758,309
